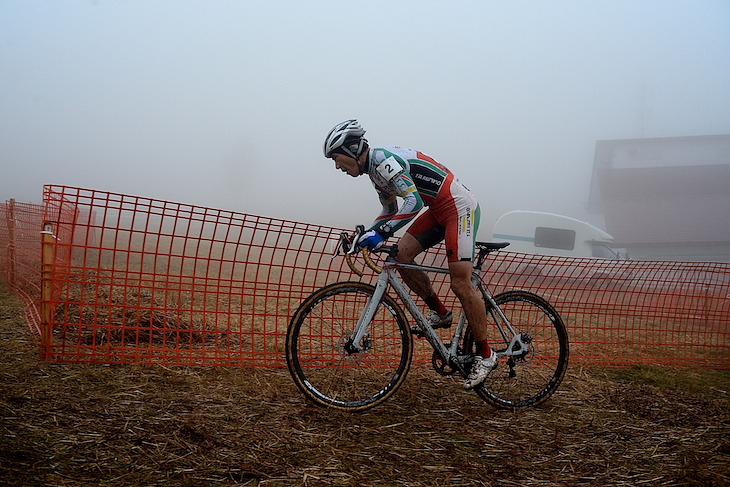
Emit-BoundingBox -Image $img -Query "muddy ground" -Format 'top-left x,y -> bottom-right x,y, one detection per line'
1,286 -> 729,486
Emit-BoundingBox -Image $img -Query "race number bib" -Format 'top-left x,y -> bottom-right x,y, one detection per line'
376,156 -> 403,182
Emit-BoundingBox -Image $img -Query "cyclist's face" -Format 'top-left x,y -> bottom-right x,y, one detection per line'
331,153 -> 360,177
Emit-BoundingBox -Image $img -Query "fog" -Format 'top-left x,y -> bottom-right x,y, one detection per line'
2,1 -> 729,237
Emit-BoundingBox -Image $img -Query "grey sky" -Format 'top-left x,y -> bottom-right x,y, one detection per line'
2,1 -> 729,236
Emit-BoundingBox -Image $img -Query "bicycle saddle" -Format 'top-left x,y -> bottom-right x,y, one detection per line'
475,241 -> 510,252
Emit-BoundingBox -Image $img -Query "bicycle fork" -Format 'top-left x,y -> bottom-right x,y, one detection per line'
345,272 -> 390,355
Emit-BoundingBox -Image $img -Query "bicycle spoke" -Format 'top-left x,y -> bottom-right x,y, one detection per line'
286,282 -> 412,411
467,290 -> 569,408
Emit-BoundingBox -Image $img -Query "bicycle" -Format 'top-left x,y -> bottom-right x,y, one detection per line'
286,227 -> 569,411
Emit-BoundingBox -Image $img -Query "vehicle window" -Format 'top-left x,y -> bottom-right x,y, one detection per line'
592,244 -> 615,258
534,227 -> 575,250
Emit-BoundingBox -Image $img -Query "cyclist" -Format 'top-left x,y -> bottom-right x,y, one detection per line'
323,119 -> 497,389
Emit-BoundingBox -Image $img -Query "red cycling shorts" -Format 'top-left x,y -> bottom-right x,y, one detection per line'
406,179 -> 481,262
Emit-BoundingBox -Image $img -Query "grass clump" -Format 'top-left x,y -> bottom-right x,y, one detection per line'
1,285 -> 729,486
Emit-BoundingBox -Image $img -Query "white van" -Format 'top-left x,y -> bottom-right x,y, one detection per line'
492,210 -> 624,259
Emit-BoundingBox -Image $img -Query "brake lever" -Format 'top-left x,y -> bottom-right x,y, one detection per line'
332,226 -> 364,259
345,225 -> 365,255
332,231 -> 349,258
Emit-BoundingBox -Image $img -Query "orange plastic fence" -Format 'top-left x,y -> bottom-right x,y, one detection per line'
1,186 -> 728,369
1,199 -> 46,334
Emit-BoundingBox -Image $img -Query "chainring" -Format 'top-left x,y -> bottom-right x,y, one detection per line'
431,342 -> 464,376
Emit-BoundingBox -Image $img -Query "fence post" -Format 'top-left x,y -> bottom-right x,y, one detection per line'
7,198 -> 15,287
40,222 -> 55,360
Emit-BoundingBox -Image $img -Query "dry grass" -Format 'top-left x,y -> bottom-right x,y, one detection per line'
1,283 -> 729,486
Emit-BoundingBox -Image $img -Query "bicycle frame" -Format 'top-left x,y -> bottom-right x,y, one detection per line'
346,252 -> 526,377
288,232 -> 568,410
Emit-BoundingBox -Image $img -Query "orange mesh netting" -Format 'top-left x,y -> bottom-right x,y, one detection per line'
0,186 -> 727,368
1,199 -> 46,334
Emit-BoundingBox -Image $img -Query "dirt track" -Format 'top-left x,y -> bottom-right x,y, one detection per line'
1,286 -> 729,486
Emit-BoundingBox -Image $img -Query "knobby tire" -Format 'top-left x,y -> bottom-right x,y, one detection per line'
465,290 -> 569,409
286,281 -> 413,411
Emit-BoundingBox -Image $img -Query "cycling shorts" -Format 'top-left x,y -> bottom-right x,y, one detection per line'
405,179 -> 480,262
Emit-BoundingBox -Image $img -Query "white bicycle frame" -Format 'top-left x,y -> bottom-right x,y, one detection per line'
346,252 -> 529,376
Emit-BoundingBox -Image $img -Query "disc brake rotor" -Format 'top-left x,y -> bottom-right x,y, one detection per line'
338,335 -> 371,363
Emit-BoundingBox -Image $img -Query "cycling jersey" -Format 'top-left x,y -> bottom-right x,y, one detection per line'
364,146 -> 480,262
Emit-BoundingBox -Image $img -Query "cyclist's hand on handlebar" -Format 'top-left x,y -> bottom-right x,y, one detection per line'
357,229 -> 386,250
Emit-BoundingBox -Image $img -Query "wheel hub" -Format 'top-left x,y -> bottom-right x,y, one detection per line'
339,335 -> 372,363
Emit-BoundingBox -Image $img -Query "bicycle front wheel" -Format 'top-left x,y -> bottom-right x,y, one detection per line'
465,290 -> 569,409
286,281 -> 413,411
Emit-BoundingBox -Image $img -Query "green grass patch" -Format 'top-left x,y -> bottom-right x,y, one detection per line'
602,364 -> 730,400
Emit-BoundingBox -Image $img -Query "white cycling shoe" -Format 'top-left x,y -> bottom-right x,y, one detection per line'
463,350 -> 498,390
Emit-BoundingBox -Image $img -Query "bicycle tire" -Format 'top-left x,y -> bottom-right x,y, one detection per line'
464,290 -> 569,409
286,281 -> 413,411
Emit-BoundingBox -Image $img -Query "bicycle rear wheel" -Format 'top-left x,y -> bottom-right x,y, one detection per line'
465,290 -> 569,409
286,281 -> 412,411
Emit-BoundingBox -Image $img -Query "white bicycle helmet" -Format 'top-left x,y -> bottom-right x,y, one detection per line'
323,119 -> 368,158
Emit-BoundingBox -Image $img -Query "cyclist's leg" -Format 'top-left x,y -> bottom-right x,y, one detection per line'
448,260 -> 489,344
440,199 -> 496,386
437,192 -> 492,353
396,214 -> 443,301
